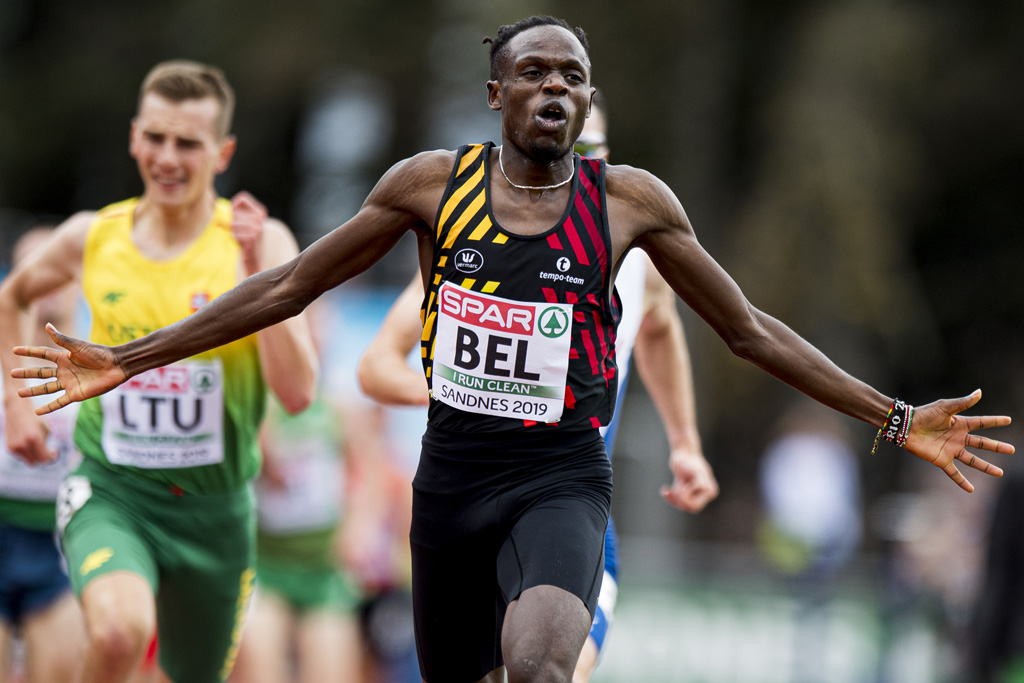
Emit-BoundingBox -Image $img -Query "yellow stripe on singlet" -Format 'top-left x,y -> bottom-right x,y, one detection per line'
467,215 -> 493,241
436,163 -> 484,241
441,190 -> 486,250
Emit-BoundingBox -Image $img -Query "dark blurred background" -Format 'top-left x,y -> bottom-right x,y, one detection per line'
2,1 -> 1022,680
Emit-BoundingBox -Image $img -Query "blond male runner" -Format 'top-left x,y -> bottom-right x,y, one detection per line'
356,93 -> 718,682
5,17 -> 1013,683
0,61 -> 317,683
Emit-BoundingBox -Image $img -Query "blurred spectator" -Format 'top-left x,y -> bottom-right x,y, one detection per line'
966,467 -> 1024,683
758,399 -> 863,683
0,226 -> 85,683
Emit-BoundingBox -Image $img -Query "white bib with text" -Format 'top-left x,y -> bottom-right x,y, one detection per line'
432,282 -> 573,423
100,360 -> 225,468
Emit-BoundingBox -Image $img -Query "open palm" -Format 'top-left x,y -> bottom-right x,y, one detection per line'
904,390 -> 1014,492
10,323 -> 129,415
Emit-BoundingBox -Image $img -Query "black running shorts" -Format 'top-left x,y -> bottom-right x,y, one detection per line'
410,424 -> 612,682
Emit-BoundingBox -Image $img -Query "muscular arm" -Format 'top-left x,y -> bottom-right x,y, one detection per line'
631,256 -> 718,512
606,164 -> 1012,491
0,214 -> 89,462
13,151 -> 454,416
357,276 -> 429,406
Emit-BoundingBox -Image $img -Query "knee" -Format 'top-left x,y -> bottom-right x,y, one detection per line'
87,613 -> 153,665
504,643 -> 577,683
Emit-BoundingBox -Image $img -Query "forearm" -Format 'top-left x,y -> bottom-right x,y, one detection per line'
632,305 -> 701,452
117,261 -> 315,379
0,284 -> 37,403
358,354 -> 429,406
257,314 -> 319,414
731,310 -> 891,427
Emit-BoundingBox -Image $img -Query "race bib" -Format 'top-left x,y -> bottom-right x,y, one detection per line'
100,360 -> 224,469
431,282 -> 573,423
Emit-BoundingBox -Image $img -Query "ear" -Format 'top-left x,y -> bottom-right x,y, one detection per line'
586,88 -> 595,118
486,80 -> 502,111
216,135 -> 237,174
128,118 -> 140,158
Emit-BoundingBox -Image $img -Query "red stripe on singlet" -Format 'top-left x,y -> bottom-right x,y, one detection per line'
580,329 -> 600,376
574,193 -> 607,277
562,216 -> 591,266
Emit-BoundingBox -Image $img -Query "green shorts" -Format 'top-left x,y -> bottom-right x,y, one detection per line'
256,559 -> 362,614
59,459 -> 255,683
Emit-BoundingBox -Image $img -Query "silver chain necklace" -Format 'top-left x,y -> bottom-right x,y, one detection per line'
498,145 -> 575,191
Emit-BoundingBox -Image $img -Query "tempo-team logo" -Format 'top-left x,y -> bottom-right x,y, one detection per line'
556,256 -> 571,272
455,248 -> 484,274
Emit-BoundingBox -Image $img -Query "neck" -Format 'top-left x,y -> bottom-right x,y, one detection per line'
134,191 -> 217,247
497,145 -> 575,192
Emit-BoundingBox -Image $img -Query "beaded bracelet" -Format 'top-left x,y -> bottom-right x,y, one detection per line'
871,399 -> 913,454
870,402 -> 896,455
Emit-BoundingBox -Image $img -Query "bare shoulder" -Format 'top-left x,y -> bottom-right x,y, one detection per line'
50,210 -> 96,257
366,148 -> 459,223
603,163 -> 692,254
375,149 -> 458,197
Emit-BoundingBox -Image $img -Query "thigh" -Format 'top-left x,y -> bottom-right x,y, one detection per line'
156,547 -> 255,683
410,526 -> 504,683
230,589 -> 292,683
0,620 -> 11,681
22,591 -> 85,683
496,491 -> 609,616
151,489 -> 255,683
295,610 -> 362,683
60,487 -> 159,597
502,584 -> 592,683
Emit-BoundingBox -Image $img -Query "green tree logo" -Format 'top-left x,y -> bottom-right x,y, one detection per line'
539,307 -> 569,338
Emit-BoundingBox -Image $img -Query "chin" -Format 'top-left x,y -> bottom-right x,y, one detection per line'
525,139 -> 572,165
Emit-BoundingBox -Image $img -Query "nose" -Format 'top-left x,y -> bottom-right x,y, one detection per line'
155,140 -> 178,166
542,72 -> 569,95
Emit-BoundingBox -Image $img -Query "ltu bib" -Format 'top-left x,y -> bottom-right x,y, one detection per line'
100,361 -> 225,468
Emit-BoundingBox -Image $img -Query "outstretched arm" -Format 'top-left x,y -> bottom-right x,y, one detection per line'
11,151 -> 454,416
357,276 -> 429,406
631,255 -> 718,512
613,165 -> 1013,491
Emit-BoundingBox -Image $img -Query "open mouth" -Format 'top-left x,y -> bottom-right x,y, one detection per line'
536,103 -> 567,131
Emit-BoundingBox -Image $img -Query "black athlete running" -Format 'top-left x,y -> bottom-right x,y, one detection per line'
6,15 -> 1014,683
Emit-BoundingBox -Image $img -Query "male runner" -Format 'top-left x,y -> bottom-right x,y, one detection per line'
0,227 -> 85,683
355,91 -> 718,683
5,17 -> 1013,683
0,61 -> 318,683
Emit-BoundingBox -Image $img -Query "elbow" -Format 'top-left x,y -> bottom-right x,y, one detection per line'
721,313 -> 771,362
275,359 -> 319,416
279,388 -> 315,416
356,357 -> 382,403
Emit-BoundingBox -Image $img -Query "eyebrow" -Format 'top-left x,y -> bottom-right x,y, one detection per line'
514,53 -> 589,72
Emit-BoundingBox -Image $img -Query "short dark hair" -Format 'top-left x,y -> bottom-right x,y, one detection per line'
483,15 -> 590,81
